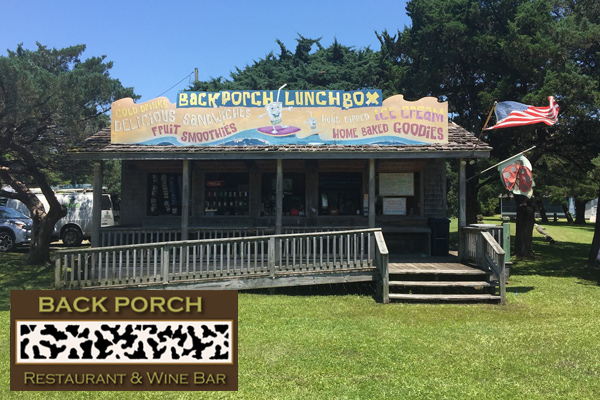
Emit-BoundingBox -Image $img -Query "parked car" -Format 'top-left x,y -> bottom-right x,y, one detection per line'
4,189 -> 116,247
0,206 -> 32,252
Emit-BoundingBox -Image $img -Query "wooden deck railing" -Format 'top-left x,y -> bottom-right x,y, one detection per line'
56,228 -> 381,290
460,227 -> 506,304
99,226 -> 367,247
99,227 -> 272,247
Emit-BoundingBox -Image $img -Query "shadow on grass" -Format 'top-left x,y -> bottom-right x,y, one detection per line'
242,282 -> 377,298
552,224 -> 595,232
511,238 -> 599,282
509,286 -> 535,293
0,251 -> 54,311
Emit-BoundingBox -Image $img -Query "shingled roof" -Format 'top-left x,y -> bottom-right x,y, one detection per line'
69,122 -> 491,161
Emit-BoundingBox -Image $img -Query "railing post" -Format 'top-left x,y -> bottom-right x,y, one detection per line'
381,250 -> 389,304
55,256 -> 62,289
162,245 -> 170,284
458,229 -> 464,263
499,257 -> 507,305
502,217 -> 511,265
275,236 -> 281,266
374,231 -> 389,304
268,237 -> 276,278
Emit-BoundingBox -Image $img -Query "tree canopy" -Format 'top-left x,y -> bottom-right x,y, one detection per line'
189,35 -> 383,92
0,43 -> 136,264
381,0 -> 600,256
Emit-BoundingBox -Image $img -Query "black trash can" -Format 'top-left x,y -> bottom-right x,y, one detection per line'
428,218 -> 450,256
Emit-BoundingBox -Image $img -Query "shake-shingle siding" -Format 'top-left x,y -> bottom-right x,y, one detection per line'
121,161 -> 147,226
422,159 -> 447,218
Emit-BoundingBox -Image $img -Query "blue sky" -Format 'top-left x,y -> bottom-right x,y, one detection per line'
3,0 -> 410,103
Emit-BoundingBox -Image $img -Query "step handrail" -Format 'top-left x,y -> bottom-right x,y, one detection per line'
374,231 -> 390,304
461,227 -> 506,304
480,231 -> 506,305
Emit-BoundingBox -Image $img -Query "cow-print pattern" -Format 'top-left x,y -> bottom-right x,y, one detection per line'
16,321 -> 232,364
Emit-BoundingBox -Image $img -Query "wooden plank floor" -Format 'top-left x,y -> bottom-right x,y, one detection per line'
389,256 -> 485,275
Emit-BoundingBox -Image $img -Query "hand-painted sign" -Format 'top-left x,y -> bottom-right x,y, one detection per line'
178,88 -> 381,109
379,173 -> 414,196
383,197 -> 407,215
111,89 -> 448,146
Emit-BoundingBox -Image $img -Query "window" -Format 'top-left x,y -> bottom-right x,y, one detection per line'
261,173 -> 305,216
318,172 -> 362,216
204,173 -> 249,216
101,195 -> 113,211
147,173 -> 183,216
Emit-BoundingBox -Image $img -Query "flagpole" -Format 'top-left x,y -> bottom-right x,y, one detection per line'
466,145 -> 537,182
480,102 -> 497,134
471,102 -> 497,153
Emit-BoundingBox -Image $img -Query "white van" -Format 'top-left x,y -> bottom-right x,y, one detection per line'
4,189 -> 116,246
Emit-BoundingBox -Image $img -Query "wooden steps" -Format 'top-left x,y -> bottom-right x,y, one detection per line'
389,293 -> 501,301
389,281 -> 494,288
386,260 -> 501,303
389,269 -> 484,275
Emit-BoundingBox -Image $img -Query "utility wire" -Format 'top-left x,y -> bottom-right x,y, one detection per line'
156,71 -> 195,98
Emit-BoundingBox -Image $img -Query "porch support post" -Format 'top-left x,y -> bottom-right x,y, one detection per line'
92,161 -> 103,248
181,160 -> 190,240
305,160 -> 319,226
458,159 -> 467,257
276,159 -> 283,235
369,159 -> 376,228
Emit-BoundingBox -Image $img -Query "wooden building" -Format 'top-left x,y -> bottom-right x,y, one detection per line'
71,122 -> 490,256
59,91 -> 509,303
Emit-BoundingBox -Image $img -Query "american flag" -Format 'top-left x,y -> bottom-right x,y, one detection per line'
485,96 -> 559,130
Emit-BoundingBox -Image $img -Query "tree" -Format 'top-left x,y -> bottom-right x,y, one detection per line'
0,43 -> 136,264
188,35 -> 382,92
587,155 -> 600,267
384,0 -> 600,258
537,154 -> 597,225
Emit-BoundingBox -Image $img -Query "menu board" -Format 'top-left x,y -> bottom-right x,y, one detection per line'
383,198 -> 407,215
379,173 -> 414,196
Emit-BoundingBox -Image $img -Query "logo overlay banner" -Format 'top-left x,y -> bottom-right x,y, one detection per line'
10,290 -> 238,391
110,90 -> 448,146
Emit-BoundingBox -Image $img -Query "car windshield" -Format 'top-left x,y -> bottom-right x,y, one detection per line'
0,207 -> 30,220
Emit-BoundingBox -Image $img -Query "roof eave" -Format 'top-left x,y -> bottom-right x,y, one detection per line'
68,149 -> 491,161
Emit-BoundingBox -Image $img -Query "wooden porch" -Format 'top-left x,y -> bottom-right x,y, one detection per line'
55,226 -> 507,304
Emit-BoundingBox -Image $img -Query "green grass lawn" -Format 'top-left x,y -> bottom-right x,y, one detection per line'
1,219 -> 599,399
